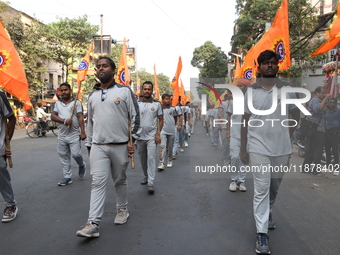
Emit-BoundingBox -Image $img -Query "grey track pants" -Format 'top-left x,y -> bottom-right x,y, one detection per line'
57,136 -> 85,179
88,144 -> 129,223
137,139 -> 157,186
0,157 -> 16,207
250,152 -> 288,234
160,133 -> 175,164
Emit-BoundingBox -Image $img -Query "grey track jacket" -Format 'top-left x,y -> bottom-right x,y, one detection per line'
85,82 -> 140,147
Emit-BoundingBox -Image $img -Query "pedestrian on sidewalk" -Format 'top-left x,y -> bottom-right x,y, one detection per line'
158,94 -> 181,170
0,92 -> 17,223
208,107 -> 219,150
240,50 -> 300,255
137,81 -> 163,194
227,79 -> 250,192
183,101 -> 191,147
76,56 -> 139,238
324,97 -> 340,175
51,83 -> 87,186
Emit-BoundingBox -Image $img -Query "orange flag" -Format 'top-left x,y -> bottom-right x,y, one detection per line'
311,34 -> 340,58
241,45 -> 257,82
0,20 -> 32,110
116,37 -> 131,86
330,2 -> 340,38
234,57 -> 242,79
179,78 -> 186,105
77,41 -> 93,100
311,2 -> 340,58
253,0 -> 290,69
153,64 -> 160,99
170,57 -> 182,106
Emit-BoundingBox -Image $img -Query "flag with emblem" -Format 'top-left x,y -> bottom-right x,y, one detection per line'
253,0 -> 290,69
153,64 -> 160,99
77,41 -> 93,100
0,19 -> 32,110
170,56 -> 182,106
116,37 -> 130,86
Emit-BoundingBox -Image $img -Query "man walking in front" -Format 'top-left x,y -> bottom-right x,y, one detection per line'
137,81 -> 163,194
76,56 -> 139,238
158,94 -> 181,170
240,50 -> 300,254
0,92 -> 17,222
51,83 -> 86,186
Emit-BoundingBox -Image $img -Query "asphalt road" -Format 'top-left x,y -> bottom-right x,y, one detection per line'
0,124 -> 339,255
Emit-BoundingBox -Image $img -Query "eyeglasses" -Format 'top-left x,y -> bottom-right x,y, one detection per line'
101,88 -> 108,101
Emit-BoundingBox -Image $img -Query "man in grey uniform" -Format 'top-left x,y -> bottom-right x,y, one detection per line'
158,94 -> 181,169
227,79 -> 251,192
76,56 -> 139,238
0,91 -> 17,222
137,81 -> 163,194
51,83 -> 86,186
208,107 -> 219,150
240,50 -> 300,254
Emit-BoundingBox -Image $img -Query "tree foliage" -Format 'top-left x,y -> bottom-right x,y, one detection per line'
191,41 -> 229,80
45,15 -> 99,80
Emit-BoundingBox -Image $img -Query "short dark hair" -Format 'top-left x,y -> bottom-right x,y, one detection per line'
142,81 -> 153,89
314,86 -> 323,93
37,103 -> 42,107
97,56 -> 116,70
257,50 -> 279,65
59,82 -> 71,89
186,101 -> 190,105
162,94 -> 170,100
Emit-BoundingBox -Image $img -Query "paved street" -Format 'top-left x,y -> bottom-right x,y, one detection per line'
0,124 -> 339,255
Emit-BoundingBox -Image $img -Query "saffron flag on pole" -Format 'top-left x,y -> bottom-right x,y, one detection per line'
311,2 -> 340,58
77,41 -> 94,100
0,19 -> 32,110
116,37 -> 131,86
253,0 -> 290,69
179,78 -> 186,105
170,56 -> 182,106
153,64 -> 160,99
234,56 -> 242,79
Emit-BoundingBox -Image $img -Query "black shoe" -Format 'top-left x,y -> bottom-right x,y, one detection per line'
58,178 -> 72,186
255,233 -> 270,254
141,177 -> 148,185
78,163 -> 86,179
268,213 -> 276,230
148,186 -> 155,195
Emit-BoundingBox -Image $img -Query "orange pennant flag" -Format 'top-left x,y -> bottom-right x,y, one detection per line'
0,20 -> 32,110
116,37 -> 131,86
77,41 -> 93,100
253,0 -> 290,69
179,78 -> 186,105
312,2 -> 340,57
170,57 -> 182,106
330,1 -> 340,38
153,64 -> 160,99
234,57 -> 242,79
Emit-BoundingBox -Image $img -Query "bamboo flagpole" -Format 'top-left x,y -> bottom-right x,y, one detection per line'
128,118 -> 135,169
5,122 -> 13,168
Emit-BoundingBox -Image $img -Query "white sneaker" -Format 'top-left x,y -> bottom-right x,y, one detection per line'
237,183 -> 247,192
167,161 -> 173,168
114,208 -> 129,225
179,148 -> 184,152
229,182 -> 237,192
76,221 -> 100,238
157,163 -> 165,170
334,171 -> 339,176
184,141 -> 188,147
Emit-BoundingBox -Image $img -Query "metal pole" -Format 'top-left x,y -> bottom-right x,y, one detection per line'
100,14 -> 103,55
